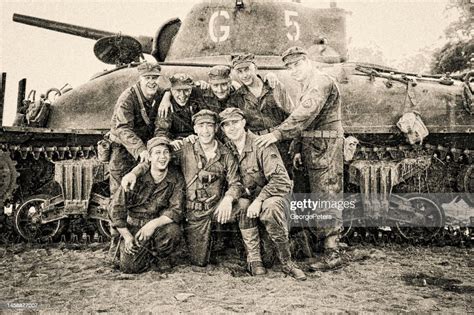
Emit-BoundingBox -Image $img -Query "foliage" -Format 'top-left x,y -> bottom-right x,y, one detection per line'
431,0 -> 473,74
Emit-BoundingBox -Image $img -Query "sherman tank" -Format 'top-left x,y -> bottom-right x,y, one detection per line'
0,0 -> 472,243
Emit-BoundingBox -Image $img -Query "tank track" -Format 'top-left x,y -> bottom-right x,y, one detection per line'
1,142 -> 472,246
0,143 -> 100,244
342,140 -> 473,246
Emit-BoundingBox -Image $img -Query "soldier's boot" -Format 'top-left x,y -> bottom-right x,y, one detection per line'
275,241 -> 306,281
309,235 -> 343,271
240,227 -> 266,276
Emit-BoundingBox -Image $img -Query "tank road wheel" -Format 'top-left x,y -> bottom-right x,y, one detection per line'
95,219 -> 111,240
14,194 -> 65,242
395,195 -> 445,242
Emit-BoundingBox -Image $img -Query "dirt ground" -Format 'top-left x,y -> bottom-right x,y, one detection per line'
0,242 -> 472,313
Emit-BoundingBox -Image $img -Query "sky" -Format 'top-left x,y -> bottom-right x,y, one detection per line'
0,0 -> 457,126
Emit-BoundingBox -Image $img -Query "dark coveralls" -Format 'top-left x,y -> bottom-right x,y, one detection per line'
109,168 -> 185,273
235,131 -> 293,245
109,82 -> 163,194
273,69 -> 343,245
154,89 -> 202,139
133,140 -> 257,266
198,85 -> 244,114
236,77 -> 295,170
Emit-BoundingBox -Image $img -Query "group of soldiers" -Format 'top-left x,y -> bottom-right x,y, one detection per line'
106,46 -> 344,280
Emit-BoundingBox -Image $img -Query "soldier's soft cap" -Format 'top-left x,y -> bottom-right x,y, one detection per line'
208,65 -> 231,83
219,107 -> 245,125
231,53 -> 256,70
147,136 -> 172,152
282,46 -> 308,66
138,62 -> 161,76
192,109 -> 219,125
170,73 -> 194,89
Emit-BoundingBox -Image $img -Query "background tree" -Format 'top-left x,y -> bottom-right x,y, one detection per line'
431,0 -> 473,74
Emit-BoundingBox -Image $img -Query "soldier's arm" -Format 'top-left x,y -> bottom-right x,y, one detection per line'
153,115 -> 173,139
272,80 -> 295,114
223,151 -> 243,200
272,79 -> 333,141
114,91 -> 147,159
160,171 -> 186,224
256,144 -> 292,201
109,186 -> 130,229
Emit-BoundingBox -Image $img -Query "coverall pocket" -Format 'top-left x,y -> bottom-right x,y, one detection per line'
308,138 -> 330,170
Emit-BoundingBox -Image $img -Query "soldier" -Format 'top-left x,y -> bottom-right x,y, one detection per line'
220,107 -> 306,280
107,61 -> 165,256
231,53 -> 294,134
154,73 -> 201,148
122,110 -> 266,275
255,47 -> 344,271
109,136 -> 185,274
109,61 -> 164,194
231,53 -> 295,169
158,65 -> 242,118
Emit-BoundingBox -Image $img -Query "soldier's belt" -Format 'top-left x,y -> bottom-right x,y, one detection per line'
186,200 -> 217,211
254,128 -> 275,136
127,216 -> 150,227
301,130 -> 344,138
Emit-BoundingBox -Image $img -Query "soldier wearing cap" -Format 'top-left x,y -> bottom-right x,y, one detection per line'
109,136 -> 185,274
157,65 -> 245,118
155,73 -> 202,143
255,46 -> 344,271
107,61 -> 166,257
231,53 -> 295,170
220,107 -> 306,280
231,53 -> 294,134
122,110 -> 266,275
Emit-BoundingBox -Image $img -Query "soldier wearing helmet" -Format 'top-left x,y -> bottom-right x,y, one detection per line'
255,47 -> 344,271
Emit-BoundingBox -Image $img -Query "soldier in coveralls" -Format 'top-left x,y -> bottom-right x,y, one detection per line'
255,47 -> 344,270
107,62 -> 165,256
158,65 -> 243,117
231,53 -> 295,169
123,110 -> 266,275
154,73 -> 201,149
220,107 -> 306,280
109,136 -> 184,274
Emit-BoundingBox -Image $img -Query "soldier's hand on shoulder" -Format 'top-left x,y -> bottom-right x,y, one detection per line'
255,133 -> 278,148
196,80 -> 209,90
139,150 -> 150,164
264,72 -> 280,89
121,173 -> 137,192
170,139 -> 184,151
183,134 -> 198,144
158,91 -> 172,118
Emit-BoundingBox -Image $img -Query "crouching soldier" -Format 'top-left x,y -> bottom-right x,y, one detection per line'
109,136 -> 185,274
122,110 -> 266,275
219,108 -> 306,280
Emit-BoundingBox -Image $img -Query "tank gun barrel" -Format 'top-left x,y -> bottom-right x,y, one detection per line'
12,14 -> 153,54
